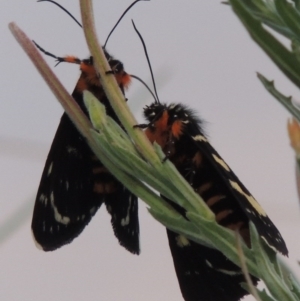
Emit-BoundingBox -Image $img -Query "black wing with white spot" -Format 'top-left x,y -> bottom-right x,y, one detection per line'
188,129 -> 288,255
166,230 -> 254,301
32,90 -> 139,254
143,102 -> 287,301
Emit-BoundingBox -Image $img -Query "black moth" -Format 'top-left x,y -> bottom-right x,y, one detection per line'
32,49 -> 140,254
31,0 -> 146,254
131,19 -> 288,300
137,101 -> 288,301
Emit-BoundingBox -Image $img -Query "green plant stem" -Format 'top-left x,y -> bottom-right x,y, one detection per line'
79,0 -> 161,167
8,23 -> 93,142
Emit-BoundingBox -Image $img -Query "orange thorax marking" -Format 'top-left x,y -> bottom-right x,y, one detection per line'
76,63 -> 131,93
145,111 -> 187,153
115,72 -> 131,89
145,110 -> 169,148
171,120 -> 183,139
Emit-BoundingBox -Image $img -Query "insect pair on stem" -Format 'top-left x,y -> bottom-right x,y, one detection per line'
30,1 -> 288,301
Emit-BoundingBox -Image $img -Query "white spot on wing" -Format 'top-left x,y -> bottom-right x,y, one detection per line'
121,197 -> 132,226
217,269 -> 243,276
39,194 -> 48,206
50,191 -> 71,225
47,162 -> 53,176
90,207 -> 96,215
121,216 -> 130,226
67,146 -> 78,155
206,260 -> 213,268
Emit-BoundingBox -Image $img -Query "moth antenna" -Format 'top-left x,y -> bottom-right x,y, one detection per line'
130,74 -> 158,103
33,40 -> 82,67
103,0 -> 149,49
38,0 -> 82,28
131,20 -> 160,104
33,40 -> 59,60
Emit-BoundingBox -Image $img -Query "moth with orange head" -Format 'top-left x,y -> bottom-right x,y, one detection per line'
138,101 -> 288,301
31,1 -> 145,254
132,20 -> 288,301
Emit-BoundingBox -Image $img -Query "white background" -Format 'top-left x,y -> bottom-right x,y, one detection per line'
1,1 -> 300,300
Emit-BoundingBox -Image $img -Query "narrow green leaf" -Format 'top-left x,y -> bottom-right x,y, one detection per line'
187,212 -> 259,277
278,258 -> 300,298
239,0 -> 294,39
89,130 -> 174,215
152,144 -> 215,220
291,39 -> 300,62
148,208 -> 214,249
275,0 -> 300,41
256,289 -> 278,301
257,73 -> 300,121
250,223 -> 297,301
291,0 -> 300,11
230,0 -> 300,88
85,91 -> 215,223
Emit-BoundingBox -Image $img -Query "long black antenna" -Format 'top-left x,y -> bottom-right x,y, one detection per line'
131,20 -> 160,104
38,0 -> 82,28
103,0 -> 148,49
32,41 -> 82,67
130,75 -> 158,103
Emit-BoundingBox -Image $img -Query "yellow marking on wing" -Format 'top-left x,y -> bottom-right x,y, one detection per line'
175,235 -> 190,247
212,154 -> 230,172
229,180 -> 267,216
192,135 -> 208,142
